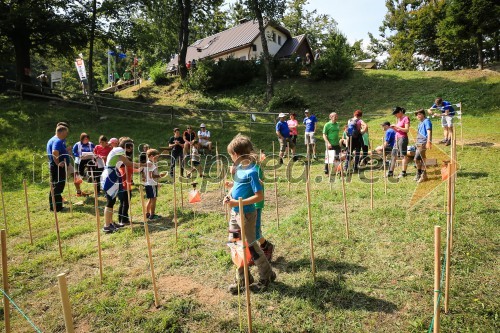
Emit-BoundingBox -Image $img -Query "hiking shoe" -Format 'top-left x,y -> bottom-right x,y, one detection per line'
261,241 -> 275,262
417,172 -> 428,183
414,173 -> 421,181
397,172 -> 407,179
113,222 -> 126,229
250,271 -> 277,293
445,140 -> 451,146
103,224 -> 116,233
228,274 -> 255,295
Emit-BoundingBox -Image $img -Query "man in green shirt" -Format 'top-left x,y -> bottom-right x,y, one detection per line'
322,112 -> 340,175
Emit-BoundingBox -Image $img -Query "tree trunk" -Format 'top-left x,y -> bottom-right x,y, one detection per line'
88,0 -> 97,93
12,26 -> 32,89
252,0 -> 273,100
177,0 -> 191,80
477,34 -> 484,70
494,31 -> 499,62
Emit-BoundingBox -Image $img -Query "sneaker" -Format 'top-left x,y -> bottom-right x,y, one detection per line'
249,271 -> 277,293
417,172 -> 428,183
324,169 -> 329,175
228,274 -> 255,295
261,241 -> 275,262
113,222 -> 126,229
439,139 -> 447,144
119,220 -> 131,225
414,173 -> 421,181
279,158 -> 284,165
445,140 -> 451,146
397,172 -> 407,179
292,155 -> 299,162
102,224 -> 116,233
386,171 -> 394,178
146,213 -> 151,219
76,191 -> 89,197
312,154 -> 317,160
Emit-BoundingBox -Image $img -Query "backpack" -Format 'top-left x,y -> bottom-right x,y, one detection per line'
347,118 -> 361,138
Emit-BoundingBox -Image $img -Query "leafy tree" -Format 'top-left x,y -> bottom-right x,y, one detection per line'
0,0 -> 93,87
350,40 -> 373,61
244,0 -> 286,100
227,0 -> 252,27
310,30 -> 353,80
282,0 -> 338,50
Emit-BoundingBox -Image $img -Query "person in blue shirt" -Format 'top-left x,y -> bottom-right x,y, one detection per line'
428,97 -> 454,146
72,133 -> 96,196
414,109 -> 432,183
375,121 -> 396,154
46,125 -> 70,212
275,113 -> 296,164
303,109 -> 318,161
224,134 -> 275,295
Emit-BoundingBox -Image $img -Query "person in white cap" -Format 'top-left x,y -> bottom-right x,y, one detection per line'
276,113 -> 296,164
197,123 -> 212,153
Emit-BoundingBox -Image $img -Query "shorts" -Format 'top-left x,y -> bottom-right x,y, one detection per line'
441,115 -> 454,128
304,132 -> 315,145
192,161 -> 200,166
391,137 -> 408,158
415,144 -> 427,161
145,185 -> 158,199
278,137 -> 295,153
290,135 -> 297,145
200,141 -> 211,148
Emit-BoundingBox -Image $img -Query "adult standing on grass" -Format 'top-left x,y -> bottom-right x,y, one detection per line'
287,113 -> 298,146
47,125 -> 69,212
276,113 -> 296,164
322,112 -> 340,174
414,109 -> 432,183
303,109 -> 318,161
169,128 -> 185,177
72,133 -> 96,196
197,123 -> 212,154
344,110 -> 367,172
428,97 -> 455,146
387,107 -> 410,178
101,137 -> 145,233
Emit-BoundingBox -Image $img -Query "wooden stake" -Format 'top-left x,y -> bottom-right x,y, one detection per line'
327,148 -> 333,192
173,161 -> 178,242
57,273 -> 75,333
272,141 -> 279,227
93,183 -> 104,283
460,102 -> 464,151
124,166 -> 133,231
64,164 -> 73,216
178,157 -> 184,209
216,142 -> 221,193
238,198 -> 252,333
140,186 -> 160,307
370,162 -> 374,211
339,162 -> 349,239
444,164 -> 452,313
434,226 -> 441,333
50,182 -> 63,259
1,229 -> 11,333
305,163 -> 316,281
23,179 -> 33,244
287,142 -> 291,193
0,175 -> 7,233
382,140 -> 387,195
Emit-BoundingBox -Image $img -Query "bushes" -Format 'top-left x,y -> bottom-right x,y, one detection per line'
267,86 -> 307,111
186,58 -> 259,91
310,32 -> 353,81
149,62 -> 169,85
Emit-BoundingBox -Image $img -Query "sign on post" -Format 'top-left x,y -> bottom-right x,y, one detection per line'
75,58 -> 87,81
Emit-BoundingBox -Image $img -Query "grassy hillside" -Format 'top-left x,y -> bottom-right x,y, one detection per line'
0,69 -> 498,332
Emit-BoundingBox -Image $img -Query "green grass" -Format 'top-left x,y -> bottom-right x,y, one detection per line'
0,68 -> 498,332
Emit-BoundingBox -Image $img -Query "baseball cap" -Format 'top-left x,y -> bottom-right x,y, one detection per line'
200,123 -> 206,128
381,121 -> 391,126
108,137 -> 119,145
278,113 -> 287,118
304,109 -> 310,113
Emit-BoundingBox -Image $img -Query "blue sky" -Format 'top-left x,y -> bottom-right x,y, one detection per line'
304,0 -> 387,43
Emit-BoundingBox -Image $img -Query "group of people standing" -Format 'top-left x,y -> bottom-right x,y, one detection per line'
275,96 -> 454,183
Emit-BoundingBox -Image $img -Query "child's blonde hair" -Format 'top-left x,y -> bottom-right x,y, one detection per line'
146,148 -> 159,157
227,134 -> 257,162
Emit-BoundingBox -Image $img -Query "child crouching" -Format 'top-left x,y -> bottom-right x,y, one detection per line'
224,134 -> 276,294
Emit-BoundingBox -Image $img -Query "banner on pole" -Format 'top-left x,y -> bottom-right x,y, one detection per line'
75,58 -> 87,81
